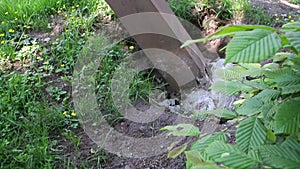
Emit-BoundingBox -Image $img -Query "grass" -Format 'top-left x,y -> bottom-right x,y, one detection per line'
169,0 -> 298,28
95,43 -> 158,124
168,0 -> 273,28
0,0 -> 57,32
0,0 -> 107,32
242,0 -> 299,26
168,0 -> 197,20
0,0 -> 156,168
169,0 -> 239,25
1,0 -> 297,168
0,0 -> 111,168
196,0 -> 273,25
289,0 -> 300,4
196,0 -> 237,21
0,71 -> 63,168
243,4 -> 273,26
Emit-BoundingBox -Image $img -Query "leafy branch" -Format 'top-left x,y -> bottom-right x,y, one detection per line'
164,22 -> 300,169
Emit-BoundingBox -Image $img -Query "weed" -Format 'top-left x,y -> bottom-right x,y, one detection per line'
195,0 -> 237,21
168,0 -> 196,21
49,86 -> 68,102
289,0 -> 300,4
0,71 -> 64,168
243,1 -> 299,26
2,0 -> 297,168
172,22 -> 300,169
95,44 -> 130,122
128,70 -> 156,102
95,42 -> 161,124
243,5 -> 272,25
61,129 -> 81,148
0,0 -> 111,168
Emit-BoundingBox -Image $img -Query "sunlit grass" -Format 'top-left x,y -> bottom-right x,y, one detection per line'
289,0 -> 300,4
1,0 -> 297,168
0,0 -> 110,168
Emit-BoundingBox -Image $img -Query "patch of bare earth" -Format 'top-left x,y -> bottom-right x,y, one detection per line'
250,0 -> 300,18
39,1 -> 300,168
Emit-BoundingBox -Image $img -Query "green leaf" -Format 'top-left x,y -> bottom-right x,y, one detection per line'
212,24 -> 276,36
185,150 -> 204,167
248,149 -> 262,162
241,80 -> 268,90
215,66 -> 246,80
281,34 -> 291,46
254,89 -> 280,102
282,22 -> 300,30
273,73 -> 300,86
275,97 -> 300,135
190,132 -> 227,151
236,98 -> 264,116
285,31 -> 300,54
181,38 -> 207,48
168,143 -> 188,158
273,52 -> 292,62
190,132 -> 227,161
206,141 -> 261,169
282,84 -> 300,95
240,63 -> 264,77
210,81 -> 253,96
281,136 -> 300,152
259,101 -> 278,129
239,63 -> 262,69
185,151 -> 222,169
260,145 -> 300,169
236,117 -> 267,153
225,29 -> 282,63
264,67 -> 294,79
266,129 -> 276,143
161,124 -> 200,136
195,108 -> 237,120
190,162 -> 221,169
185,150 -> 222,169
181,25 -> 276,48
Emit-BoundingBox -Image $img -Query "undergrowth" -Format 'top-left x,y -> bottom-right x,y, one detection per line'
0,0 -> 156,167
0,71 -> 63,168
95,43 -> 159,124
1,0 -> 299,168
165,22 -> 300,169
0,0 -> 112,168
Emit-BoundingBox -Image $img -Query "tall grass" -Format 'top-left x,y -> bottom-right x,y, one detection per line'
0,0 -> 59,32
0,0 -> 104,32
0,0 -> 110,168
0,71 -> 66,168
289,0 -> 300,4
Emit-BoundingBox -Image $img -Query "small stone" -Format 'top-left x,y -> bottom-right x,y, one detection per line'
43,37 -> 51,42
169,105 -> 180,113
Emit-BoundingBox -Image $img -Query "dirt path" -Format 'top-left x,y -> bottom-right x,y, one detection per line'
251,0 -> 300,18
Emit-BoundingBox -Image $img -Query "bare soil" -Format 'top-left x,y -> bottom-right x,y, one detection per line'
251,0 -> 300,17
46,1 -> 300,169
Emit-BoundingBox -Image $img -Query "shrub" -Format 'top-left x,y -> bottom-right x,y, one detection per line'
165,22 -> 300,168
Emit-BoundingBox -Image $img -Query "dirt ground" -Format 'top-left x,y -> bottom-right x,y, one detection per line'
52,1 -> 299,169
251,0 -> 300,17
